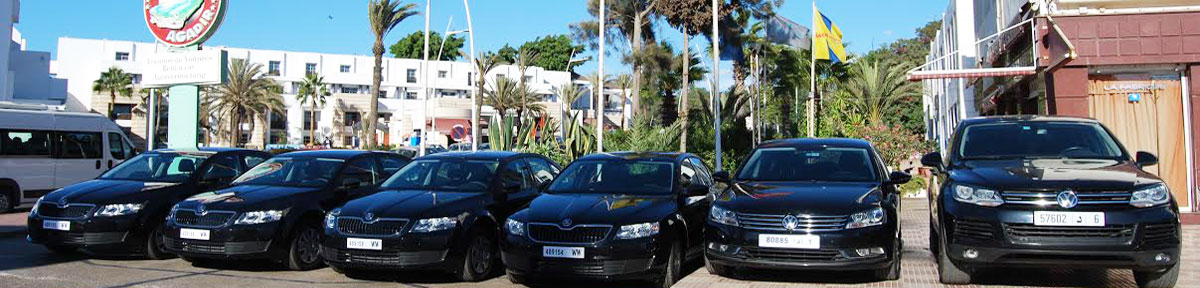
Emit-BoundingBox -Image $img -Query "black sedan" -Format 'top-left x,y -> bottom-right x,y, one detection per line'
162,150 -> 410,270
704,138 -> 910,280
501,152 -> 716,288
323,151 -> 560,281
27,148 -> 270,259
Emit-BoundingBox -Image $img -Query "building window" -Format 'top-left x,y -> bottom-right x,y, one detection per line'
524,75 -> 533,83
467,72 -> 474,86
268,61 -> 281,76
303,136 -> 313,145
343,112 -> 361,127
305,63 -> 317,76
129,74 -> 142,84
405,92 -> 418,99
303,111 -> 320,130
406,69 -> 417,83
110,104 -> 134,120
340,86 -> 359,94
378,91 -> 387,98
340,65 -> 351,73
115,52 -> 130,61
269,112 -> 287,130
344,136 -> 356,147
438,70 -> 447,78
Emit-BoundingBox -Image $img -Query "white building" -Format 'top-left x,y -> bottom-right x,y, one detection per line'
0,0 -> 68,106
54,37 -> 626,149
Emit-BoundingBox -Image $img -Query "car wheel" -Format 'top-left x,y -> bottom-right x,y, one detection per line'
874,240 -> 902,281
928,224 -> 938,257
1134,264 -> 1179,288
653,241 -> 683,288
286,224 -> 325,271
457,229 -> 497,282
704,255 -> 732,278
143,223 -> 173,260
43,244 -> 76,255
936,237 -> 971,285
0,190 -> 13,213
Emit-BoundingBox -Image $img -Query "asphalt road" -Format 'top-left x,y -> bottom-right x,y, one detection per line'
0,199 -> 1196,288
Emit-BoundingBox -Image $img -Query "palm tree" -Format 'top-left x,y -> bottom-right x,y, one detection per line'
367,0 -> 419,149
584,72 -> 613,128
839,59 -> 920,125
614,73 -> 633,129
553,83 -> 585,137
296,73 -> 331,145
211,59 -> 285,148
93,67 -> 133,119
466,51 -> 506,139
573,0 -> 657,120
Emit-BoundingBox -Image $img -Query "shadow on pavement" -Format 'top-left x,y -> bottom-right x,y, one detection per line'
520,257 -> 705,288
969,267 -> 1129,287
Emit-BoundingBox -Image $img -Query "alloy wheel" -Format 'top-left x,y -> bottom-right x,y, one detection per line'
297,228 -> 321,264
468,236 -> 493,275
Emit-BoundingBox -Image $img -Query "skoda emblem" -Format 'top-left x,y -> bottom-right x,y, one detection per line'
1057,190 -> 1079,209
196,204 -> 207,216
364,213 -> 375,222
57,197 -> 68,207
782,215 -> 800,231
561,218 -> 573,227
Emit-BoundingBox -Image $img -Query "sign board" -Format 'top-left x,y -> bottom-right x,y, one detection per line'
144,0 -> 228,47
142,49 -> 228,87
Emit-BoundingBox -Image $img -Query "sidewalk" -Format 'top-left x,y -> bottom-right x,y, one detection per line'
0,210 -> 28,238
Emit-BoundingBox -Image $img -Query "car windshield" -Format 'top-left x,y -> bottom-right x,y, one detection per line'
547,160 -> 675,195
736,147 -> 878,182
231,157 -> 344,188
380,159 -> 499,192
99,152 -> 211,183
958,122 -> 1126,161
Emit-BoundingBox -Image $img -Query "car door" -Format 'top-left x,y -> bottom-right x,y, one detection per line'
1,129 -> 56,199
53,131 -> 105,189
681,158 -> 713,251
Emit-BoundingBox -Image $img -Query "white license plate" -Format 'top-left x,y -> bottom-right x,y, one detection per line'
1034,211 -> 1105,227
759,234 -> 821,249
542,246 -> 585,259
42,220 -> 70,231
346,238 -> 383,250
179,228 -> 211,240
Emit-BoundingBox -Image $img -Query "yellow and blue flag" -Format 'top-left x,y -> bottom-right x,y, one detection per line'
813,7 -> 847,64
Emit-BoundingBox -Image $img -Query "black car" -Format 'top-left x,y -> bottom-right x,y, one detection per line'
501,152 -> 716,288
162,150 -> 410,270
922,116 -> 1182,288
704,138 -> 911,280
26,148 -> 271,259
323,151 -> 560,281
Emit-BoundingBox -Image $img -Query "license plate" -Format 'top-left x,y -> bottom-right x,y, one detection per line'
346,238 -> 382,250
759,234 -> 820,249
179,228 -> 211,240
1034,211 -> 1105,227
42,220 -> 70,231
542,246 -> 585,259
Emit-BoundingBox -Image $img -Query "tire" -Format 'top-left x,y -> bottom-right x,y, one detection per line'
0,190 -> 13,214
44,244 -> 76,255
652,242 -> 683,288
704,255 -> 732,278
936,237 -> 971,285
928,224 -> 938,257
285,224 -> 325,271
874,241 -> 902,281
143,223 -> 173,260
1134,264 -> 1179,288
457,229 -> 498,282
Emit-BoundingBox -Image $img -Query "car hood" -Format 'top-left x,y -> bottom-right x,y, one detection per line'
338,190 -> 489,219
521,193 -> 677,225
951,159 -> 1161,191
715,181 -> 881,215
42,179 -> 182,205
178,185 -> 322,211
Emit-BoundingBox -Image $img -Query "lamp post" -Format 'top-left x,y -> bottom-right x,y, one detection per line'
428,21 -> 468,151
596,0 -> 605,152
464,0 -> 479,152
563,52 -> 590,139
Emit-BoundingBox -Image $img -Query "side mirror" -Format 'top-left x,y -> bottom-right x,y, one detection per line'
713,171 -> 731,184
685,183 -> 710,197
920,152 -> 943,169
1136,151 -> 1159,167
340,178 -> 362,190
887,171 -> 912,185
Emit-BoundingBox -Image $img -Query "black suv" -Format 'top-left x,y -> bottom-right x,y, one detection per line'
922,116 -> 1181,288
323,151 -> 560,281
501,152 -> 716,288
27,148 -> 270,259
705,138 -> 911,280
163,150 -> 410,270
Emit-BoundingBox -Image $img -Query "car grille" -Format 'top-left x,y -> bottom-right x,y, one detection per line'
743,247 -> 844,262
1143,223 -> 1179,246
534,258 -> 653,276
528,224 -> 611,244
336,217 -> 409,237
322,247 -> 446,266
163,238 -> 270,255
43,231 -> 127,245
37,203 -> 95,219
172,209 -> 236,228
737,213 -> 847,232
1001,190 -> 1131,206
953,219 -> 996,240
1003,223 -> 1135,244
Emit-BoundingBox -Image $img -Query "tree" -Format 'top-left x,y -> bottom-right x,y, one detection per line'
93,67 -> 133,119
296,73 -> 331,144
495,44 -> 520,64
388,31 -> 465,60
518,34 -> 585,71
211,59 -> 285,148
367,0 -> 419,149
467,51 -> 506,142
839,59 -> 920,126
553,83 -> 585,135
572,0 -> 657,121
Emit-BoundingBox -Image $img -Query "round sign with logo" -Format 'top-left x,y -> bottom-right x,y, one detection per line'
143,0 -> 228,47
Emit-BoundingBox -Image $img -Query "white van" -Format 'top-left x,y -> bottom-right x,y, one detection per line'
0,107 -> 137,213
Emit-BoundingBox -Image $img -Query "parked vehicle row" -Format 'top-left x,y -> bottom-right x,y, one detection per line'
17,116 -> 1183,288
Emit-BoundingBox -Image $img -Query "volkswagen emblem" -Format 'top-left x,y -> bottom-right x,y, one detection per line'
782,215 -> 800,231
364,213 -> 376,222
561,218 -> 573,227
1057,190 -> 1079,209
196,204 -> 208,216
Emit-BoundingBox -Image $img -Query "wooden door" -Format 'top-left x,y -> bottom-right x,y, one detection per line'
1088,74 -> 1188,203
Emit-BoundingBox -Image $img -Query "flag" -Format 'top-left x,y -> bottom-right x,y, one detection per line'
813,7 -> 847,64
764,15 -> 810,50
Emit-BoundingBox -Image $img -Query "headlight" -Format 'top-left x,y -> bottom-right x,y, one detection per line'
506,218 -> 525,236
94,203 -> 144,217
31,197 -> 44,215
846,207 -> 886,229
615,222 -> 660,240
411,217 -> 458,233
709,205 -> 739,226
234,210 -> 285,225
951,184 -> 1003,207
1130,184 -> 1170,208
325,209 -> 341,229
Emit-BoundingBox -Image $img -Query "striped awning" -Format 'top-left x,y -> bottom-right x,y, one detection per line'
907,67 -> 1038,81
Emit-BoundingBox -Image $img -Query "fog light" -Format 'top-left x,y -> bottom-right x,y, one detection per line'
963,249 -> 979,259
853,247 -> 886,257
1155,253 -> 1171,262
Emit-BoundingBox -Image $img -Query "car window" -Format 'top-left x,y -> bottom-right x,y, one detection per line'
380,156 -> 410,177
958,122 -> 1126,160
100,152 -> 209,183
342,157 -> 381,185
548,160 -> 675,195
680,161 -> 698,187
233,157 -> 343,187
244,154 -> 267,169
202,154 -> 241,180
1,130 -> 52,156
688,157 -> 712,186
525,157 -> 559,186
380,159 -> 498,192
56,132 -> 103,159
108,132 -> 127,160
737,147 -> 878,182
499,159 -> 532,190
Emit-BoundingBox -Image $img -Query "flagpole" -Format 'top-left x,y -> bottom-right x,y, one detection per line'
597,0 -> 606,152
712,0 -> 722,169
807,0 -> 817,138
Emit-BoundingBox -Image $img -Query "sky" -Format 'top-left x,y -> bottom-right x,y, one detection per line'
19,0 -> 947,85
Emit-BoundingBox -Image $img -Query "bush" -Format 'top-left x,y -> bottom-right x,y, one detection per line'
898,176 -> 927,197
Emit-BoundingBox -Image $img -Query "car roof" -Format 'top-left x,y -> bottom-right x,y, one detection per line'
961,115 -> 1099,126
758,138 -> 874,149
577,151 -> 690,162
423,151 -> 523,160
275,149 -> 386,159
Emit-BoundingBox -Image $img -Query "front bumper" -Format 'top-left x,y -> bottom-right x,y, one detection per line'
27,215 -> 138,249
500,234 -> 667,281
161,221 -> 280,260
321,230 -> 456,270
704,223 -> 896,271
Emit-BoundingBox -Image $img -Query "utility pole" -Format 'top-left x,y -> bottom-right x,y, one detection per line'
596,0 -> 606,152
419,0 -> 431,156
712,0 -> 722,168
464,0 -> 478,152
807,0 -> 817,138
